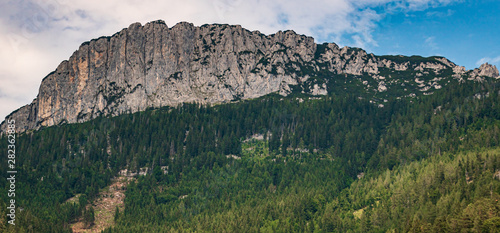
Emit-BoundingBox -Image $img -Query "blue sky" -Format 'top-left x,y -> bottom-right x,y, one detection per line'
367,0 -> 500,69
0,0 -> 499,121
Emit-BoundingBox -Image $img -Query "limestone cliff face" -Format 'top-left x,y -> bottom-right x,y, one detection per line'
1,21 -> 499,133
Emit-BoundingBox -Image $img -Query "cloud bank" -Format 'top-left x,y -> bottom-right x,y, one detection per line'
0,0 -> 459,121
476,56 -> 500,67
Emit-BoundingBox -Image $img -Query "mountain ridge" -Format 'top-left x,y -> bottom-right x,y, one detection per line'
1,20 -> 498,134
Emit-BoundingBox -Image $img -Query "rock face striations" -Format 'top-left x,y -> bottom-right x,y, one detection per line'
1,20 -> 499,133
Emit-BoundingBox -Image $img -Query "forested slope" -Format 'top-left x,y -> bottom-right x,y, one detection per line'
1,77 -> 500,232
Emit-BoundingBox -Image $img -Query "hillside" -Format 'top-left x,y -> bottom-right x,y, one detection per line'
1,74 -> 500,231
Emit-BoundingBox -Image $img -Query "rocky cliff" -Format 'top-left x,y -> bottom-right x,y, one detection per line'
1,20 -> 499,133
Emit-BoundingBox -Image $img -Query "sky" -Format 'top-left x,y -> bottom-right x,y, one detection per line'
0,0 -> 499,121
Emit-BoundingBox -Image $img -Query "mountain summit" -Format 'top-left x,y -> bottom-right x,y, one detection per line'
1,20 -> 498,133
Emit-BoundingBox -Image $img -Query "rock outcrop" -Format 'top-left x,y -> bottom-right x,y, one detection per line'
469,63 -> 500,81
1,21 -> 499,133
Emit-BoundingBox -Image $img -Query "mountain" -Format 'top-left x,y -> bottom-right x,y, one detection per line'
1,20 -> 498,134
2,20 -> 500,232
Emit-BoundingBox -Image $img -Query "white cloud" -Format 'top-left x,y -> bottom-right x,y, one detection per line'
426,9 -> 454,17
425,36 -> 438,50
476,56 -> 500,67
0,0 -> 460,121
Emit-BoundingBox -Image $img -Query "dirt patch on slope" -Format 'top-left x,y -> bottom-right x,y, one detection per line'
71,176 -> 133,233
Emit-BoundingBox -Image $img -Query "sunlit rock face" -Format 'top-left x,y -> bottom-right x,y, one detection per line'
1,21 -> 498,133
